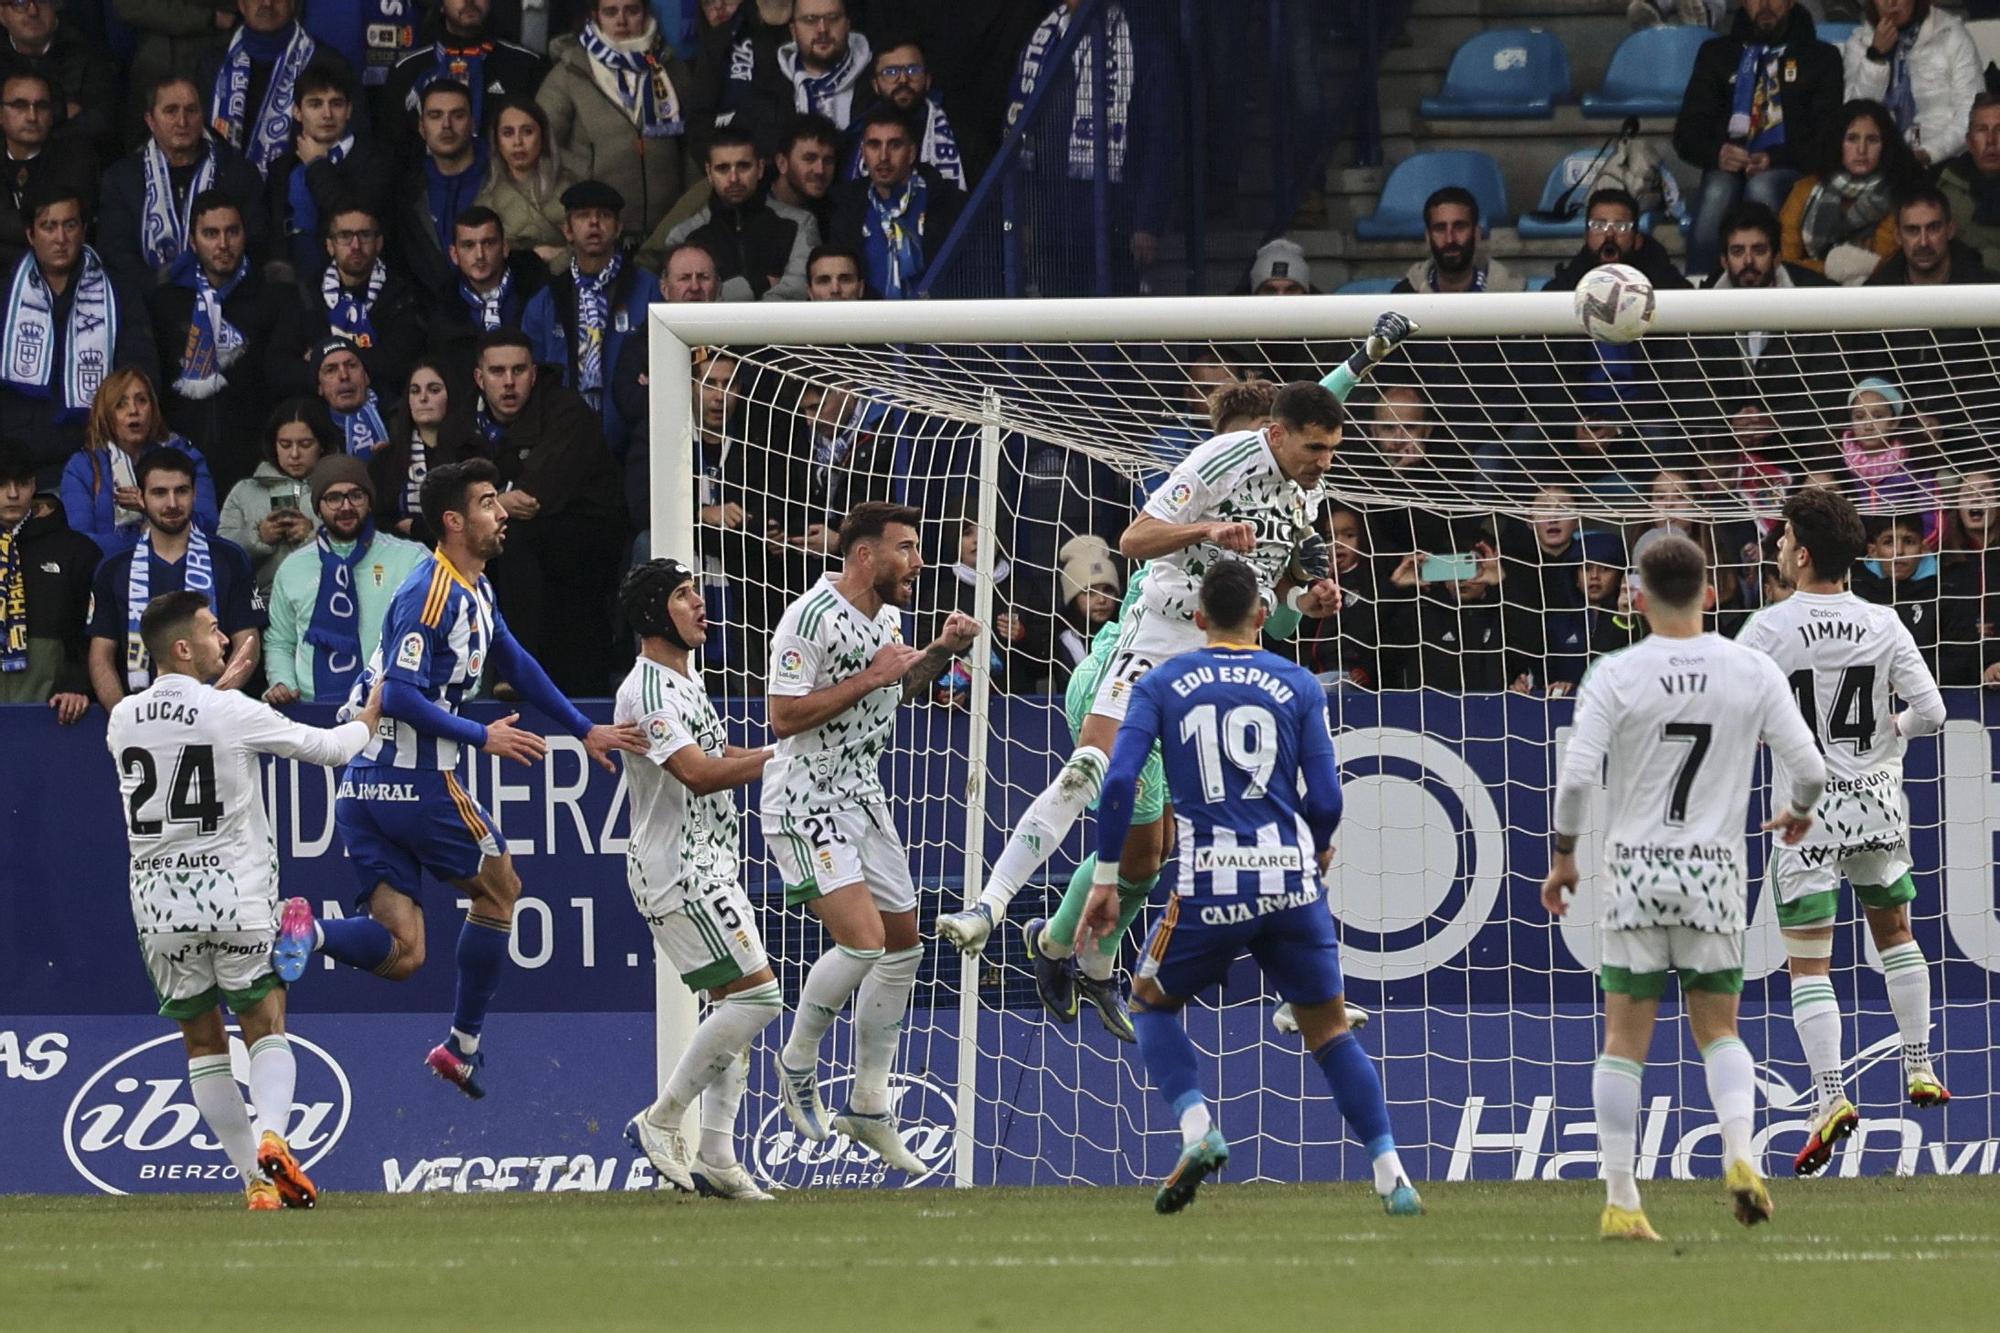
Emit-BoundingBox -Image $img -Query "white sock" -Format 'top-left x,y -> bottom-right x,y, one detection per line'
1788,975 -> 1845,1110
650,981 -> 782,1129
699,1048 -> 752,1166
1371,1147 -> 1409,1196
1178,1099 -> 1212,1147
977,747 -> 1107,916
1880,942 -> 1933,1064
246,1035 -> 297,1141
450,1026 -> 479,1056
1078,941 -> 1115,982
780,945 -> 880,1071
1594,1054 -> 1643,1210
188,1054 -> 261,1181
1702,1036 -> 1756,1168
849,945 -> 923,1116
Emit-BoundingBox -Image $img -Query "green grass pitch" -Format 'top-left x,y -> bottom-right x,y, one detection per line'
6,1178 -> 1999,1330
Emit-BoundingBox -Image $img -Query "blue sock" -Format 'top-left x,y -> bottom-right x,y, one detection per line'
1133,1007 -> 1204,1119
1314,1030 -> 1394,1161
317,916 -> 395,974
450,913 -> 512,1044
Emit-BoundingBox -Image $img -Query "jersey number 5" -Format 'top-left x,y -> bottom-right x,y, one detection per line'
120,745 -> 224,837
1180,703 -> 1278,801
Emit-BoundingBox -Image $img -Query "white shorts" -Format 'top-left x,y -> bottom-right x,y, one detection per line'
1768,843 -> 1913,908
140,929 -> 279,1019
764,802 -> 918,915
640,878 -> 770,990
1600,925 -> 1743,985
1088,610 -> 1202,723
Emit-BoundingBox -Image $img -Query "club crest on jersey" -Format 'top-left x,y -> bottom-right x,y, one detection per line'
395,632 -> 424,671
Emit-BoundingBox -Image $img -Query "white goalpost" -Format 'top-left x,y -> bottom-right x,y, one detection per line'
647,288 -> 2000,1191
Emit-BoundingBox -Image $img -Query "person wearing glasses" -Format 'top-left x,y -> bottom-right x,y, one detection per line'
842,38 -> 965,192
0,0 -> 113,156
731,0 -> 871,154
0,68 -> 94,271
1549,187 -> 1693,292
262,453 -> 425,705
283,202 -> 427,398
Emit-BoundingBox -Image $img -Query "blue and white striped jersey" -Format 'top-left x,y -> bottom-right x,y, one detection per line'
1115,644 -> 1342,904
349,553 -> 502,772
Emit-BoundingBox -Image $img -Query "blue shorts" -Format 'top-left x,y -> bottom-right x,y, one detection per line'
1137,892 -> 1344,1006
333,767 -> 506,909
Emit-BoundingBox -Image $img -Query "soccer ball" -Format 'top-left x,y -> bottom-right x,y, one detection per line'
1572,263 -> 1656,344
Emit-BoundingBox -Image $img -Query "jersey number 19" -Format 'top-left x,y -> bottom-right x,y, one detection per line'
1179,703 -> 1278,801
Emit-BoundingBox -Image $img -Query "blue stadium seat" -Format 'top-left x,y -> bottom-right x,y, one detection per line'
1336,276 -> 1402,294
1353,150 -> 1509,241
1817,21 -> 1859,49
1419,28 -> 1574,120
1516,150 -> 1660,239
1580,27 -> 1711,118
1527,274 -> 1553,291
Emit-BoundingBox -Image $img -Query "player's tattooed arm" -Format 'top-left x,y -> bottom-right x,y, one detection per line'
904,611 -> 982,702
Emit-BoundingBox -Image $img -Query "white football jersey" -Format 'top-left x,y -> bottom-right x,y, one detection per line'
760,574 -> 904,819
1736,590 -> 1945,855
615,656 -> 740,913
1138,429 -> 1315,626
1557,633 -> 1822,933
107,675 -> 372,933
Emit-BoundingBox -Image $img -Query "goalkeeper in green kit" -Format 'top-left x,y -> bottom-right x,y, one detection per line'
943,314 -> 1418,1037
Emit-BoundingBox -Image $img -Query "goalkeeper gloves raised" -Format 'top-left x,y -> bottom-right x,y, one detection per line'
1289,532 -> 1331,585
1347,311 -> 1417,379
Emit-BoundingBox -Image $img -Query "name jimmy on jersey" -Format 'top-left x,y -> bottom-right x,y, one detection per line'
1141,431 -> 1313,624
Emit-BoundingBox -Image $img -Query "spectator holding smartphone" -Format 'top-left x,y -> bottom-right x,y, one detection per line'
220,399 -> 340,594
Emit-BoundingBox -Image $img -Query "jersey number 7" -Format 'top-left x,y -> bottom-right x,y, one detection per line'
1660,723 -> 1712,827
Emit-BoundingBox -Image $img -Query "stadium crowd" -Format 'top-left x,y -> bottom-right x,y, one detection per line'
0,0 -> 1995,734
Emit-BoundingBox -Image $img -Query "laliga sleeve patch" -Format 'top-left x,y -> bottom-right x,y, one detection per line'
1156,479 -> 1196,518
648,716 -> 671,743
396,631 -> 425,672
773,646 -> 807,687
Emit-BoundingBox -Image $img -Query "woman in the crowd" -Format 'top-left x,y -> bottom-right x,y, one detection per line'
374,359 -> 454,545
61,369 -> 220,556
1840,0 -> 1981,171
220,399 -> 340,594
538,0 -> 695,242
473,96 -> 577,273
1840,377 -> 1938,528
1937,469 -> 2000,685
1779,100 -> 1915,284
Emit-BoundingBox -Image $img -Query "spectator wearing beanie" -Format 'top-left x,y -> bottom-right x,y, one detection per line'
1054,533 -> 1123,672
263,454 -> 426,705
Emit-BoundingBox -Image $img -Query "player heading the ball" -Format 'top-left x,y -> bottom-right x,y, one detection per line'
1544,533 -> 1825,1243
763,501 -> 980,1176
108,590 -> 386,1211
315,459 -> 647,1100
1738,487 -> 1950,1177
936,313 -> 1415,958
1079,559 -> 1421,1218
614,559 -> 784,1201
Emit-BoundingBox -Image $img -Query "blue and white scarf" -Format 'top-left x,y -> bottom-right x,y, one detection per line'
474,402 -> 507,447
423,40 -> 495,126
571,252 -> 624,399
460,265 -> 516,331
210,21 -> 317,178
579,21 -> 686,137
285,133 -> 350,248
139,139 -> 218,270
0,514 -> 26,674
401,429 -> 429,518
303,520 -> 371,702
331,391 -> 390,458
1,245 -> 115,420
323,259 -> 386,348
862,173 -> 928,298
126,524 -> 212,691
1727,43 -> 1786,153
169,254 -> 246,401
782,31 -> 870,125
1885,26 -> 1920,139
1007,2 -> 1132,181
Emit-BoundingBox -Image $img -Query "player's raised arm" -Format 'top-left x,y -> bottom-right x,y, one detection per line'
1318,312 -> 1417,402
1754,656 -> 1827,846
1120,461 -> 1254,561
901,611 -> 983,703
231,672 -> 385,768
487,622 -> 645,771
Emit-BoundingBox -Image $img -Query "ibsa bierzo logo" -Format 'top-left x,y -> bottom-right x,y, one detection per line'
63,1031 -> 351,1194
750,1071 -> 955,1190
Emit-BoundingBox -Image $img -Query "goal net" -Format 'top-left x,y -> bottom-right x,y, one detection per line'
646,289 -> 2000,1190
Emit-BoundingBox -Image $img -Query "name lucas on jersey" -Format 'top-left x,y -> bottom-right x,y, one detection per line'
128,699 -> 200,726
1169,664 -> 1295,704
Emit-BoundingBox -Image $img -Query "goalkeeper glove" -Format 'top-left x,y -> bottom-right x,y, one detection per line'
1289,532 -> 1331,584
1346,311 -> 1417,380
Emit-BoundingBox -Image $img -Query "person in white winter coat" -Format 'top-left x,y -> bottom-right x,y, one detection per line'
1842,0 -> 1982,168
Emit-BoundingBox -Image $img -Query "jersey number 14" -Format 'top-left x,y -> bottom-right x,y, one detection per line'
1788,666 -> 1878,755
